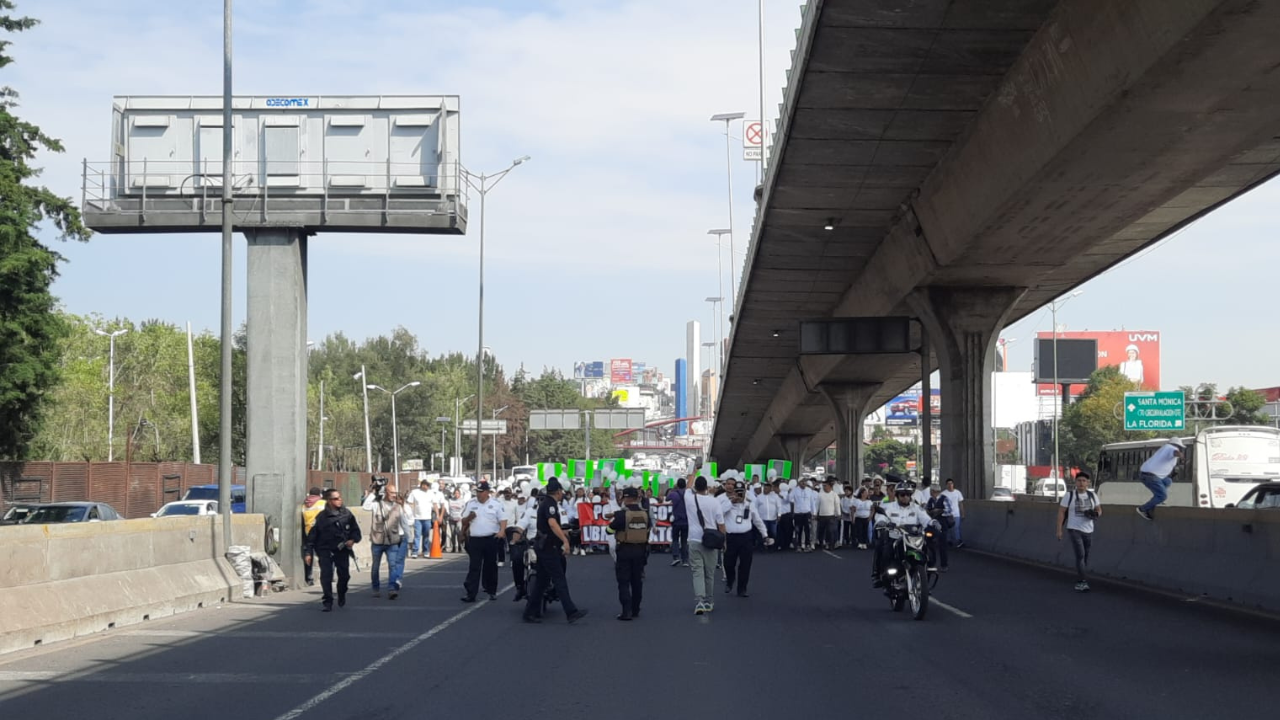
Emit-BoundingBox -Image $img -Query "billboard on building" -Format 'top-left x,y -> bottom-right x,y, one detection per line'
885,389 -> 941,426
1034,331 -> 1161,395
610,358 -> 633,383
574,361 -> 605,379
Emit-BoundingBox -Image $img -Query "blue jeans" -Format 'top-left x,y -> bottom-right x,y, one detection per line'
414,519 -> 434,555
394,537 -> 408,587
370,542 -> 402,591
950,515 -> 963,545
1139,473 -> 1172,513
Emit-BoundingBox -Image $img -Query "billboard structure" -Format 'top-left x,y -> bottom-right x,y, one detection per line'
610,359 -> 634,384
574,361 -> 605,379
1033,338 -> 1098,386
885,388 -> 941,426
1034,331 -> 1161,396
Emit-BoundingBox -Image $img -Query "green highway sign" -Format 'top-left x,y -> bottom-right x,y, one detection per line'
1124,391 -> 1185,431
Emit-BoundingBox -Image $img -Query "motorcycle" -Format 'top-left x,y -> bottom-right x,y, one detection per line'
875,523 -> 934,620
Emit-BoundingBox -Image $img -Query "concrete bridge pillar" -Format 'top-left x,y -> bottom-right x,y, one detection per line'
777,434 -> 815,479
907,287 -> 1024,500
822,384 -> 882,483
245,228 -> 309,587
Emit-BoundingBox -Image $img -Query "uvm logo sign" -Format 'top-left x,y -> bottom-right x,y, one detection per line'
265,98 -> 309,107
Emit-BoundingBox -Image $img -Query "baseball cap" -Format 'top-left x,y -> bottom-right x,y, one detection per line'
545,477 -> 564,493
621,487 -> 640,499
476,481 -> 492,493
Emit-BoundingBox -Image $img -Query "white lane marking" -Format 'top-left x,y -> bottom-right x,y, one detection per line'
126,630 -> 407,639
931,598 -> 974,619
822,550 -> 843,560
270,582 -> 515,720
0,671 -> 325,684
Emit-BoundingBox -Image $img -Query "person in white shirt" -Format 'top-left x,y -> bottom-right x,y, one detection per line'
684,476 -> 726,615
806,481 -> 821,549
597,491 -> 620,561
912,477 -> 934,507
509,494 -> 540,603
497,488 -> 520,568
941,479 -> 965,547
1056,471 -> 1101,592
787,479 -> 815,551
1137,438 -> 1184,520
460,481 -> 507,602
722,480 -> 771,597
445,488 -> 466,554
840,486 -> 856,547
815,478 -> 842,550
872,483 -> 938,586
406,480 -> 437,559
852,488 -> 874,549
754,482 -> 781,550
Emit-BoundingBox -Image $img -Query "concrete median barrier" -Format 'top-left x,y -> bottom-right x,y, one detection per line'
966,500 -> 1280,614
0,514 -> 264,656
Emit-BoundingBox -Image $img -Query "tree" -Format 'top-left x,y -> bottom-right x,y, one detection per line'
865,437 -> 917,476
0,3 -> 92,459
1060,366 -> 1153,472
1222,387 -> 1270,426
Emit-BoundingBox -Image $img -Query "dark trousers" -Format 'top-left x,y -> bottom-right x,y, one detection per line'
778,514 -> 794,551
818,516 -> 839,548
317,547 -> 350,606
302,543 -> 315,583
872,530 -> 894,577
446,520 -> 462,552
497,536 -> 507,564
794,513 -> 812,547
463,535 -> 500,598
931,529 -> 948,569
853,517 -> 870,546
671,522 -> 689,563
526,544 -> 578,618
510,539 -> 529,592
724,532 -> 756,593
1068,529 -> 1092,582
615,550 -> 646,615
841,520 -> 854,546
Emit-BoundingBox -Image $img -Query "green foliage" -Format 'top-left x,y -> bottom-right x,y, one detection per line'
1060,366 -> 1153,471
0,3 -> 92,459
511,368 -> 617,465
865,437 -> 918,476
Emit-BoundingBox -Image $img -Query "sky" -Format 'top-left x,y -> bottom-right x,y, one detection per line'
10,0 -> 1280,393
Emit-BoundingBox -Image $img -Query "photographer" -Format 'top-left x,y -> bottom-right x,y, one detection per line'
1057,471 -> 1101,592
362,478 -> 404,599
308,489 -> 362,612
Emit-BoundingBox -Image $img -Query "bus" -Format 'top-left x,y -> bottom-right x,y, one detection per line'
1095,426 -> 1280,508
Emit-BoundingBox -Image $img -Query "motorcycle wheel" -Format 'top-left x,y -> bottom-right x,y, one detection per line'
909,566 -> 929,620
891,582 -> 905,612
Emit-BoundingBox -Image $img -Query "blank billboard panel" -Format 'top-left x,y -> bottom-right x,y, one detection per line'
1034,338 -> 1098,385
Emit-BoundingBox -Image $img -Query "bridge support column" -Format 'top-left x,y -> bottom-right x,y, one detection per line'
907,287 -> 1024,500
245,228 -> 309,588
777,434 -> 814,480
822,384 -> 883,483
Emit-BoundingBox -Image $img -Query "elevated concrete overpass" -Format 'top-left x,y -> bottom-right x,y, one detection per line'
713,0 -> 1280,496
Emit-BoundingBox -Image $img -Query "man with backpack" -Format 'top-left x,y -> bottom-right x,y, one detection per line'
1056,471 -> 1101,592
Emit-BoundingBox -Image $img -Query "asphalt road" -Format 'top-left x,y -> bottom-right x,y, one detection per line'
0,544 -> 1276,720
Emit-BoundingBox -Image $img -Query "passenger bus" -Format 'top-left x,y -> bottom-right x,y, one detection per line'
1095,426 -> 1280,508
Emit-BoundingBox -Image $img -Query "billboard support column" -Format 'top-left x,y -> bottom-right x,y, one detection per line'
908,286 -> 1026,501
921,328 -> 933,483
822,384 -> 882,483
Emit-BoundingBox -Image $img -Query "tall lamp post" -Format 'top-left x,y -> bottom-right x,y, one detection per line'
705,297 -> 724,374
368,381 -> 421,491
353,367 -> 374,473
993,337 -> 1016,471
461,156 -> 530,485
435,416 -> 451,472
1051,290 -> 1084,497
492,405 -> 510,483
708,112 -> 743,316
94,328 -> 129,461
708,229 -> 732,348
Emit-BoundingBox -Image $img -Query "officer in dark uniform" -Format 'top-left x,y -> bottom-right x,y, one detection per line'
523,478 -> 588,624
307,489 -> 363,612
607,486 -> 650,621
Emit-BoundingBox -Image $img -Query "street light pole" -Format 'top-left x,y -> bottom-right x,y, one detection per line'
1050,291 -> 1084,498
705,297 -> 724,376
354,367 -> 373,472
709,112 -> 744,320
218,0 -> 235,550
436,416 -> 450,473
369,382 -> 420,492
317,380 -> 326,471
455,394 -> 475,476
94,328 -> 129,461
462,156 -> 530,483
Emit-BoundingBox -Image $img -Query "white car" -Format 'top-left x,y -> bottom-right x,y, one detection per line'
990,487 -> 1015,502
152,500 -> 219,517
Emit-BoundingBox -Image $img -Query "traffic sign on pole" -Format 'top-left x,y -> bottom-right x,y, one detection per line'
1123,391 -> 1185,431
743,120 -> 764,161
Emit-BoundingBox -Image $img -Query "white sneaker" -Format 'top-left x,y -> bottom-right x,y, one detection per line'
498,561 -> 505,568
694,602 -> 708,615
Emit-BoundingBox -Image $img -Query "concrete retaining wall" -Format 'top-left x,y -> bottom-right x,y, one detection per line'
0,514 -> 264,656
966,500 -> 1280,614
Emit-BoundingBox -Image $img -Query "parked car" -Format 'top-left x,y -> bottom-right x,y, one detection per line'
990,487 -> 1015,502
22,502 -> 122,524
182,484 -> 246,513
1228,482 -> 1280,510
152,500 -> 219,517
1,503 -> 43,525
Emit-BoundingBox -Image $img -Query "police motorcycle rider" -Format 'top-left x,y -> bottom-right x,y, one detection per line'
870,480 -> 939,588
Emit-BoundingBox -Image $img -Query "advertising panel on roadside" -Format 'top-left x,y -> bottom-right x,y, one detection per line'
1034,331 -> 1161,396
610,358 -> 633,383
885,389 -> 941,426
574,361 -> 605,379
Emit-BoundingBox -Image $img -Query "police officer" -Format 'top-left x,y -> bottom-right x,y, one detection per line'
460,481 -> 507,603
607,486 -> 650,621
723,480 -> 772,597
307,489 -> 362,612
523,478 -> 588,624
871,481 -> 936,587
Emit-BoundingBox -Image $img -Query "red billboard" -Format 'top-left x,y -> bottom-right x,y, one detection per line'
610,358 -> 633,384
1035,330 -> 1161,396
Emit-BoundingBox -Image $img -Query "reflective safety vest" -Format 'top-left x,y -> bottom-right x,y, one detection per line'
617,508 -> 650,544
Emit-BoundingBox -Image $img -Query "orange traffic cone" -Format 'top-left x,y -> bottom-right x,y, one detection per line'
429,524 -> 443,559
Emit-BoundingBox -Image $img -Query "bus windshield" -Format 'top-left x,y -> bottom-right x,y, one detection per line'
1205,433 -> 1280,480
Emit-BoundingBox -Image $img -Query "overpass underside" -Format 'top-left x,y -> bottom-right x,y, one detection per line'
713,0 -> 1280,496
